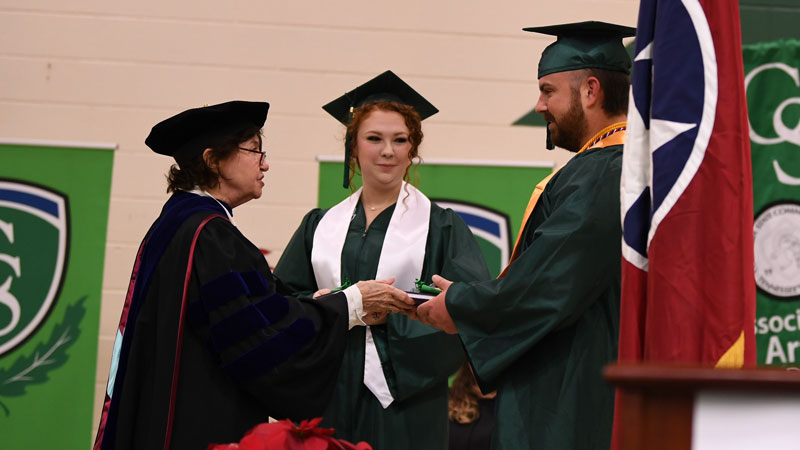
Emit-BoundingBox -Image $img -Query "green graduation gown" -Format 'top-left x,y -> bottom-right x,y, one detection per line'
275,201 -> 491,450
446,145 -> 623,450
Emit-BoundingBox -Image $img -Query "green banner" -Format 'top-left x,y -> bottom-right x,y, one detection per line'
318,158 -> 553,277
743,40 -> 800,365
0,140 -> 114,448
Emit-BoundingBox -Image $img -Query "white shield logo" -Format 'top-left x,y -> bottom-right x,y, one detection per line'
0,179 -> 69,356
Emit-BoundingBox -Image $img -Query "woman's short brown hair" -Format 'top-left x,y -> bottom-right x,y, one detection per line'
166,125 -> 262,193
345,101 -> 424,188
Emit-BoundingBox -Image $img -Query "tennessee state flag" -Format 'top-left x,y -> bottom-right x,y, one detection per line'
618,0 -> 756,372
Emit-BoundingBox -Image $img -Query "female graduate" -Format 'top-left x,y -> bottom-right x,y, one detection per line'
274,72 -> 491,450
93,101 -> 413,450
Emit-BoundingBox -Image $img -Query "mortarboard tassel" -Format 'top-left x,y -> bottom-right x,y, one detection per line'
546,122 -> 555,150
343,106 -> 354,188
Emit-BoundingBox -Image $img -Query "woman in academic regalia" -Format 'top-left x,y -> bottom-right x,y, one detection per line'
93,101 -> 413,450
274,72 -> 491,450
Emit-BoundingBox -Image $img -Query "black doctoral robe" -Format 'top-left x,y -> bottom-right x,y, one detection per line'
275,201 -> 491,450
95,192 -> 350,450
446,144 -> 623,450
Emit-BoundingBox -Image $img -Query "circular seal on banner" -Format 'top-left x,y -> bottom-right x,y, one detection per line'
754,202 -> 800,299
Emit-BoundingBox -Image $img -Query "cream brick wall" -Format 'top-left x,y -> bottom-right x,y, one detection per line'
0,0 -> 639,439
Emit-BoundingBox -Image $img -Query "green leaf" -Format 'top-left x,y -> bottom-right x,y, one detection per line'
0,296 -> 87,399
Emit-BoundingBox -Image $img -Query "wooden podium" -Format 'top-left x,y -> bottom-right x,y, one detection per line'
605,363 -> 800,450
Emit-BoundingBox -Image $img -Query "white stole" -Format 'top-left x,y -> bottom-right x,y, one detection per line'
310,181 -> 431,408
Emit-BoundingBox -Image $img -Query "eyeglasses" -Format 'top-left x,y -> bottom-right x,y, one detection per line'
238,147 -> 267,164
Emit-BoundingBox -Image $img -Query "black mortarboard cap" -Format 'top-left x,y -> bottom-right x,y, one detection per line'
322,70 -> 438,187
523,21 -> 636,78
145,100 -> 269,166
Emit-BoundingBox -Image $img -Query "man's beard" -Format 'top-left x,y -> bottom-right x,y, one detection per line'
546,90 -> 588,153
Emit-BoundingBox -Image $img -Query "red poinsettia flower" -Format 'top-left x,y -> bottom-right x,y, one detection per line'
207,418 -> 372,450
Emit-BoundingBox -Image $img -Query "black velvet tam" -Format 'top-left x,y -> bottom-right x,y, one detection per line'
145,100 -> 269,166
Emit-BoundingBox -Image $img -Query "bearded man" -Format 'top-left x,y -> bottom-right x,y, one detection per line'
415,21 -> 635,450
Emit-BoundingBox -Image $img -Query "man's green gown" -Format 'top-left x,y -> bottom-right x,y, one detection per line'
446,145 -> 623,450
275,201 -> 490,450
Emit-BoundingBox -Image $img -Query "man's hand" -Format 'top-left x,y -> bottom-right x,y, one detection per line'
357,277 -> 415,315
416,275 -> 458,334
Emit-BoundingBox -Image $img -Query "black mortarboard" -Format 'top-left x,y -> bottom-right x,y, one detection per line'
145,100 -> 269,166
524,21 -> 636,78
322,70 -> 438,187
523,21 -> 635,149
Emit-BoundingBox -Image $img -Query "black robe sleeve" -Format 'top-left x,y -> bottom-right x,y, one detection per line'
186,216 -> 349,420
